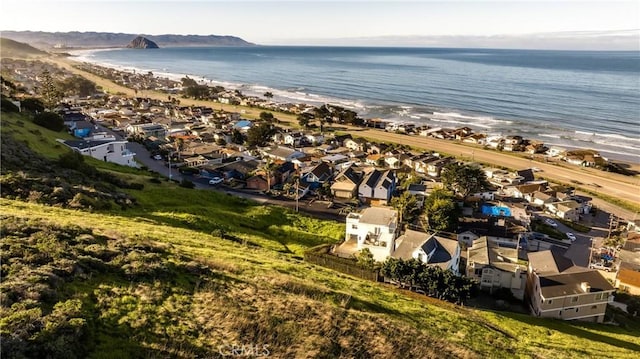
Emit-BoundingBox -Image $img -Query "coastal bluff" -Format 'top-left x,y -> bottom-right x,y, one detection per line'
126,36 -> 159,49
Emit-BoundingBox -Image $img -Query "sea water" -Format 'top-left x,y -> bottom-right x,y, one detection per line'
77,46 -> 640,162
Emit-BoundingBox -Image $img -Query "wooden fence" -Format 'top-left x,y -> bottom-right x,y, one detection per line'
304,244 -> 380,282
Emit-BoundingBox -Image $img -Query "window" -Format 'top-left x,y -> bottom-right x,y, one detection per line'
576,308 -> 579,312
570,296 -> 578,303
591,305 -> 598,310
547,300 -> 553,305
351,224 -> 358,230
595,293 -> 602,300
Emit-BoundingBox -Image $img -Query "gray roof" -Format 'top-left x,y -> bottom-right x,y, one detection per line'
539,270 -> 615,298
358,207 -> 397,226
468,236 -> 524,273
394,230 -> 458,269
63,140 -> 114,149
528,248 -> 579,275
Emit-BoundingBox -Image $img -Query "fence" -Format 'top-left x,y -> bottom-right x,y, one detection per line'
304,244 -> 380,282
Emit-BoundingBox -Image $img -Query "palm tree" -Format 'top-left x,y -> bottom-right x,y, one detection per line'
261,158 -> 276,191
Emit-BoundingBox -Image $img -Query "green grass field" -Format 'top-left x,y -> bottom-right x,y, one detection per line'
2,109 -> 640,358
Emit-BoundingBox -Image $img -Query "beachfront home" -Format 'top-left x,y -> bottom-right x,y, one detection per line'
341,207 -> 399,262
526,249 -> 615,323
392,230 -> 461,274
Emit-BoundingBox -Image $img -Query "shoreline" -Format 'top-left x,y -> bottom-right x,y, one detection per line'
45,55 -> 640,209
68,47 -> 640,163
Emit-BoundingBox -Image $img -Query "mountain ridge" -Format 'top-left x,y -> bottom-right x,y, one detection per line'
0,30 -> 255,49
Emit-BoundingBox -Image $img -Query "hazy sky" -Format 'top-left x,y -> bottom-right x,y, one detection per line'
2,0 -> 638,47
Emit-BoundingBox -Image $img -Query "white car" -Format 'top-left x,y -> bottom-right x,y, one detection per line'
208,177 -> 223,185
153,154 -> 163,160
544,218 -> 558,227
589,262 -> 612,272
566,232 -> 576,242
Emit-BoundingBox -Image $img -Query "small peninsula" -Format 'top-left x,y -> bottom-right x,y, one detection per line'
126,36 -> 159,49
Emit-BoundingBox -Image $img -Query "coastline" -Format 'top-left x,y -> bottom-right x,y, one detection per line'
68,47 -> 640,163
47,56 -> 640,201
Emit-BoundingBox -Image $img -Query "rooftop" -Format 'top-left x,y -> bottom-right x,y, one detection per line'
358,207 -> 397,226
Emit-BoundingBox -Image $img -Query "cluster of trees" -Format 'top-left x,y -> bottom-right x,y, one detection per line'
381,258 -> 478,304
57,75 -> 97,98
441,163 -> 489,198
313,104 -> 363,126
180,76 -> 226,100
246,122 -> 277,147
423,188 -> 460,231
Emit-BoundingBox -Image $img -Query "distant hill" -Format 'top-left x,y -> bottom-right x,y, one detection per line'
126,36 -> 159,49
0,37 -> 47,58
0,31 -> 254,48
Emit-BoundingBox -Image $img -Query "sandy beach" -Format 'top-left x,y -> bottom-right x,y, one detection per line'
47,56 -> 640,211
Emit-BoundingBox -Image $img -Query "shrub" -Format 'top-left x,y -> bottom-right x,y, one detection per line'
179,178 -> 195,189
1,95 -> 20,112
21,97 -> 45,113
148,177 -> 162,184
33,112 -> 65,132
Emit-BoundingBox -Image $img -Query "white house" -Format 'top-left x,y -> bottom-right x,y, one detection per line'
344,207 -> 399,262
392,230 -> 461,274
60,139 -> 137,167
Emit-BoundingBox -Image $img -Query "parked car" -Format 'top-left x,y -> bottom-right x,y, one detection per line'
153,154 -> 163,160
589,262 -> 613,272
566,232 -> 576,242
208,177 -> 223,185
544,218 -> 558,227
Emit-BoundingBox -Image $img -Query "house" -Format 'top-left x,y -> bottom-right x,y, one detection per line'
547,146 -> 567,157
529,191 -> 557,208
125,123 -> 168,139
246,175 -> 269,191
467,237 -> 527,299
284,132 -> 305,147
393,230 -> 461,274
548,200 -> 581,222
358,169 -> 396,205
526,249 -> 615,323
344,138 -> 367,152
427,157 -> 455,177
615,266 -> 640,296
261,146 -> 305,162
342,207 -> 399,262
463,133 -> 487,145
302,162 -> 333,188
69,120 -> 96,138
330,165 -> 362,199
60,139 -> 137,167
216,159 -> 260,180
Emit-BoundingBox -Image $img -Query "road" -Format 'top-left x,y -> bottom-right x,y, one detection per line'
48,56 -> 640,213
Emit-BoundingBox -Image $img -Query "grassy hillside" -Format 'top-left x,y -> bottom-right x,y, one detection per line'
0,37 -> 47,58
1,110 -> 640,358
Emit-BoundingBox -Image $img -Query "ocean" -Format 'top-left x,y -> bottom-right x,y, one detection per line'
75,46 -> 640,162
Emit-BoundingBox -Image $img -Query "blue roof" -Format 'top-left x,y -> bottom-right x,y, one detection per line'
233,120 -> 252,128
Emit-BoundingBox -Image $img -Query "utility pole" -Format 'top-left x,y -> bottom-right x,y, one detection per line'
295,177 -> 299,212
168,152 -> 172,181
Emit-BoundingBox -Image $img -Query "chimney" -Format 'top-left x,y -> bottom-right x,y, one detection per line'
581,282 -> 591,293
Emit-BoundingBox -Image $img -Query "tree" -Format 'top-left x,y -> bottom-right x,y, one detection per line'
440,162 -> 489,198
260,158 -> 276,191
259,111 -> 275,122
37,70 -> 62,110
391,191 -> 419,224
33,112 -> 65,132
423,189 -> 459,231
246,122 -> 275,147
231,129 -> 244,145
181,76 -> 198,87
21,97 -> 45,113
356,248 -> 375,270
297,114 -> 310,128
